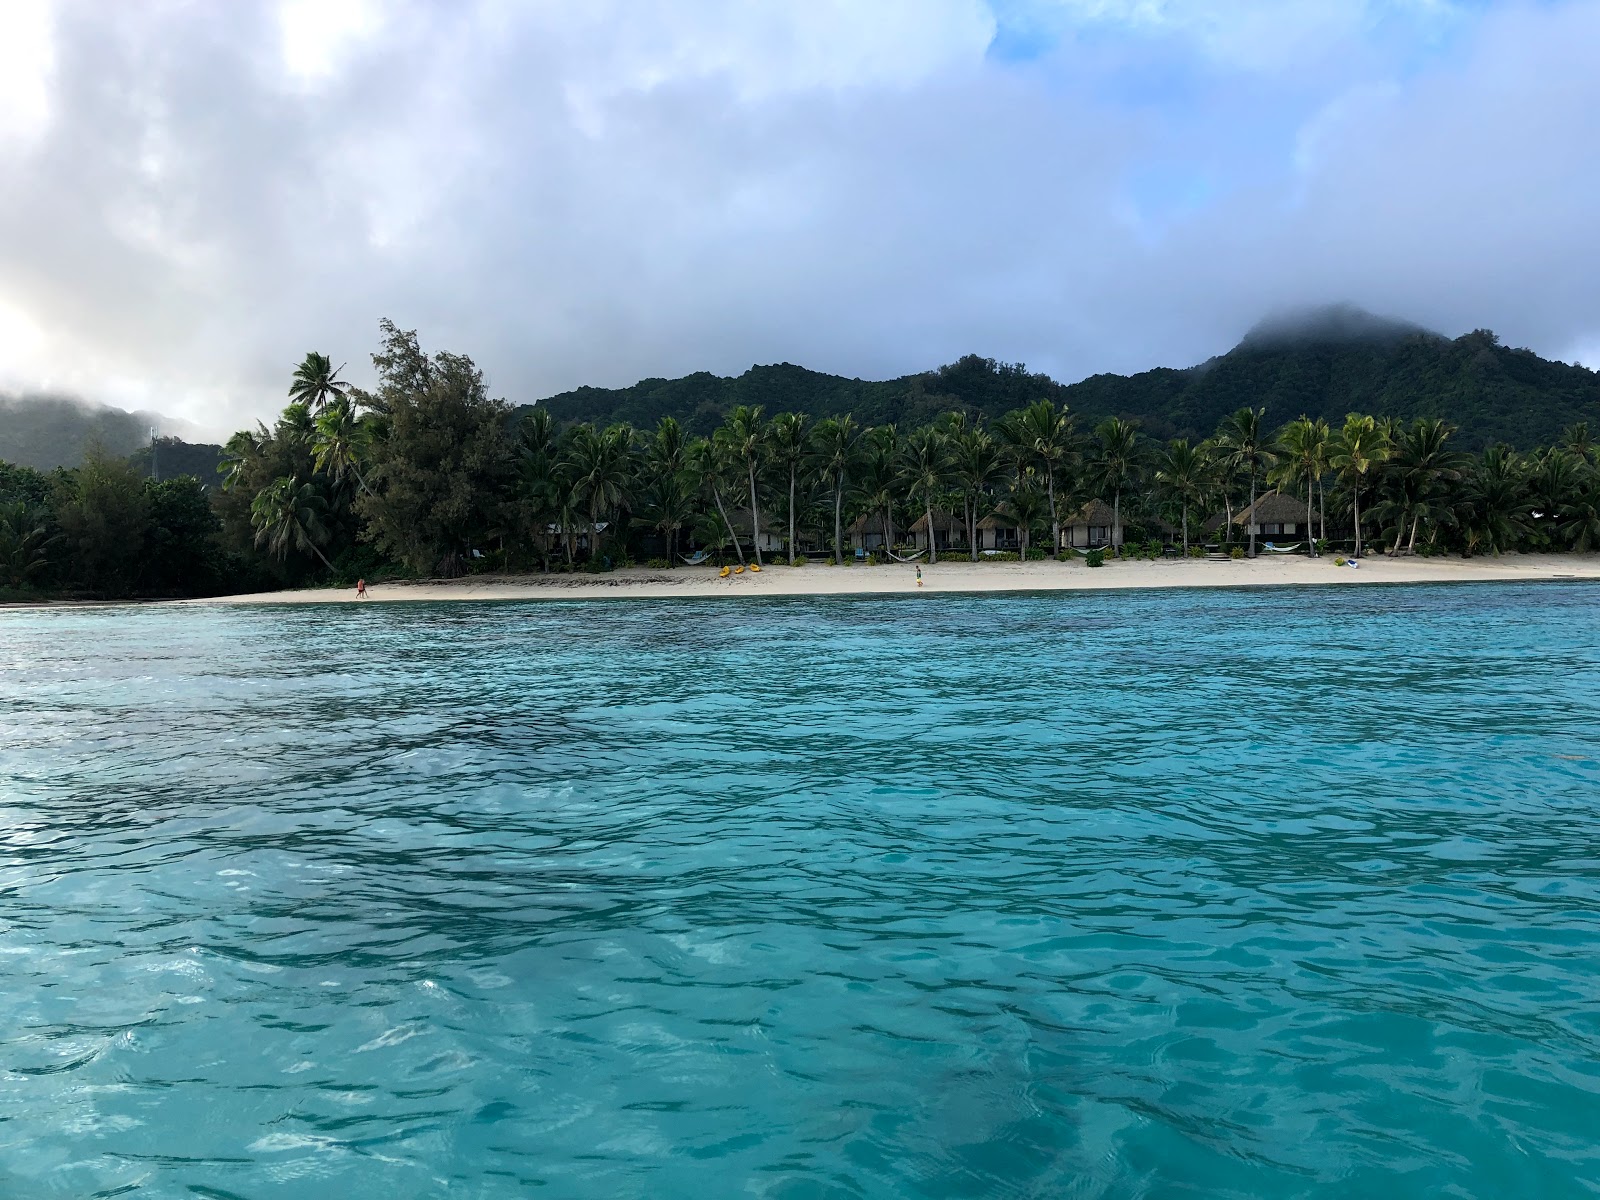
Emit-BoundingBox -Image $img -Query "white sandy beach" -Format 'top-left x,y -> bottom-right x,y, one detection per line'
196,552 -> 1600,605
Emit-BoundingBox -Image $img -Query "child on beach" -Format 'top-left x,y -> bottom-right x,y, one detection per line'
915,565 -> 923,588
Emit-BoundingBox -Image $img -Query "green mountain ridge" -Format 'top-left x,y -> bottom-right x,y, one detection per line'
533,308 -> 1600,448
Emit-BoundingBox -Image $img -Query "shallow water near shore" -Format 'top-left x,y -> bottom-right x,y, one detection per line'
3,583 -> 1600,1197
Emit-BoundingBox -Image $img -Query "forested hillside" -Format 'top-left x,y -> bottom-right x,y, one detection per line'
0,395 -> 222,473
532,309 -> 1600,449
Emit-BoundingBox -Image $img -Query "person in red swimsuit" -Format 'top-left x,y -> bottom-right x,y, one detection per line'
356,578 -> 368,599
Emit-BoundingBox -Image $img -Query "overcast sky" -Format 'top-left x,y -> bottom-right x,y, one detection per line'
0,0 -> 1596,434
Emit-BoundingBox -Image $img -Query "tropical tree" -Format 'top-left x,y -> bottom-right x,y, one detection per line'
810,415 -> 860,565
217,429 -> 264,492
723,405 -> 768,568
1380,418 -> 1465,554
1089,417 -> 1143,552
854,425 -> 900,558
567,423 -> 637,566
0,502 -> 54,589
951,422 -> 1005,561
1154,439 -> 1207,553
901,426 -> 951,564
769,412 -> 809,565
1328,413 -> 1393,557
1461,446 -> 1530,555
311,394 -> 375,496
687,436 -> 744,566
999,400 -> 1075,553
288,352 -> 350,411
1270,417 -> 1330,555
1215,407 -> 1277,557
999,474 -> 1048,560
251,476 -> 334,571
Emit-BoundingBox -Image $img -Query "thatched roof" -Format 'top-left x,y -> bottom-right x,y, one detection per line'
907,508 -> 962,534
1235,490 -> 1313,526
1067,500 -> 1118,526
976,513 -> 1017,530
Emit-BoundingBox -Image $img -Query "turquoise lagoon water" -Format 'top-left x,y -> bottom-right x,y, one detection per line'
2,584 -> 1600,1198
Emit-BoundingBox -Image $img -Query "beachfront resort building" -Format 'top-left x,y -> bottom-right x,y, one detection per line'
1206,490 -> 1321,545
973,501 -> 1124,552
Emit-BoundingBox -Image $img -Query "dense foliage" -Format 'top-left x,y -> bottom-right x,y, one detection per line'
538,310 -> 1600,450
6,312 -> 1600,600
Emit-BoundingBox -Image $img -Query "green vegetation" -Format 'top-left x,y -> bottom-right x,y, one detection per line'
6,310 -> 1600,600
533,310 -> 1600,450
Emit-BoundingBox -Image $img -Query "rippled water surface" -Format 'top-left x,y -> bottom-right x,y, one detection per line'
3,584 -> 1600,1198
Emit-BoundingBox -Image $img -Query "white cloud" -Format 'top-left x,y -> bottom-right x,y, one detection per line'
0,0 -> 1595,433
0,0 -> 56,144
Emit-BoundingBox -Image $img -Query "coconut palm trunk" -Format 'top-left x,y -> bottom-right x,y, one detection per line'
1353,489 -> 1364,557
1306,477 -> 1315,556
925,499 -> 938,565
747,465 -> 763,567
1112,489 -> 1121,551
713,487 -> 745,565
833,480 -> 844,565
1181,504 -> 1188,554
1247,474 -> 1258,557
788,468 -> 797,565
1046,470 -> 1058,554
969,501 -> 978,562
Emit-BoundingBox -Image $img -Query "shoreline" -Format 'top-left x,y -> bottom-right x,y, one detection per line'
186,553 -> 1600,605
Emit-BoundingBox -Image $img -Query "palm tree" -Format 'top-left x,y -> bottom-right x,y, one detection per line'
251,477 -> 335,571
1381,418 -> 1465,554
1462,445 -> 1530,555
566,424 -> 636,565
641,416 -> 691,564
514,408 -> 565,566
217,428 -> 264,492
647,415 -> 687,480
769,412 -> 809,564
1559,475 -> 1600,550
1527,447 -> 1583,548
0,502 -> 54,589
687,436 -> 744,566
854,425 -> 900,558
810,415 -> 860,565
951,423 -> 1004,561
723,405 -> 768,567
641,469 -> 697,566
311,395 -> 375,496
1215,407 -> 1277,557
288,352 -> 350,411
1563,421 -> 1593,466
1154,439 -> 1207,554
999,474 -> 1048,560
1271,417 -> 1330,555
1328,413 -> 1392,557
1090,417 -> 1143,552
999,400 -> 1076,553
901,426 -> 951,564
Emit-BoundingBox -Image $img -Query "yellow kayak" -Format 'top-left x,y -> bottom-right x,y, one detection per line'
719,566 -> 730,578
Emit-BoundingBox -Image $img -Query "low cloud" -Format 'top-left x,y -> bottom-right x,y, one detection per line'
0,0 -> 1595,433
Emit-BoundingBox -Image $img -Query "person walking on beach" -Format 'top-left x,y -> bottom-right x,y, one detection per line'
915,565 -> 923,588
356,578 -> 368,599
